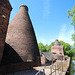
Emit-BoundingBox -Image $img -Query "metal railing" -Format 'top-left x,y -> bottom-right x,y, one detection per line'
35,68 -> 45,75
35,57 -> 70,75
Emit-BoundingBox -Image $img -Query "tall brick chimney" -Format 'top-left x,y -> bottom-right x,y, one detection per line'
0,0 -> 12,63
6,5 -> 40,65
55,39 -> 60,46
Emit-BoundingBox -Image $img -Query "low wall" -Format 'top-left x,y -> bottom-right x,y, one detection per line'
0,61 -> 40,74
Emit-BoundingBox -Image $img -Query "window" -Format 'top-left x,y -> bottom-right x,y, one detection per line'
59,49 -> 62,51
52,52 -> 56,54
60,53 -> 62,55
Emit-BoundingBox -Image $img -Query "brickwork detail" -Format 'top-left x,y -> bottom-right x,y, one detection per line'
0,0 -> 12,63
51,39 -> 64,56
6,5 -> 40,63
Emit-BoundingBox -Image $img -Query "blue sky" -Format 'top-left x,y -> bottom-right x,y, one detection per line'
9,0 -> 75,45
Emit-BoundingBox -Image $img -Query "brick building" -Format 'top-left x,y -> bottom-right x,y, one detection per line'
51,39 -> 64,56
0,0 -> 12,63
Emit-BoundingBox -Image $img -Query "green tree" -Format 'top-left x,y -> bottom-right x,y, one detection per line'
68,5 -> 75,47
38,42 -> 54,52
38,41 -> 75,56
48,42 -> 54,52
38,42 -> 46,52
59,41 -> 71,56
69,49 -> 75,57
45,44 -> 49,52
72,33 -> 75,47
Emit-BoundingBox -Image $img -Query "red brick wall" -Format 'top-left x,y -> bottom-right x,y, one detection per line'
51,46 -> 64,56
41,54 -> 46,65
0,0 -> 12,63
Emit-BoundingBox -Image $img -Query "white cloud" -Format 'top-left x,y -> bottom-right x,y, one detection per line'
43,0 -> 50,17
58,24 -> 74,45
37,24 -> 74,45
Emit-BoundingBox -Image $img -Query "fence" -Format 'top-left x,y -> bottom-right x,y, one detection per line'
35,63 -> 63,75
35,58 -> 69,75
35,68 -> 45,75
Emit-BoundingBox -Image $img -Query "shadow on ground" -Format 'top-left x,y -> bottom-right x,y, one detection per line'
4,69 -> 45,75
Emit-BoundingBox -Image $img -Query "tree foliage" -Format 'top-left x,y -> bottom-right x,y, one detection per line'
72,33 -> 75,42
38,42 -> 46,52
38,42 -> 54,52
59,41 -> 71,56
38,40 -> 75,56
68,5 -> 75,47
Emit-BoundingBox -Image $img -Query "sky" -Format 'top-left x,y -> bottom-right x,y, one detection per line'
9,0 -> 75,45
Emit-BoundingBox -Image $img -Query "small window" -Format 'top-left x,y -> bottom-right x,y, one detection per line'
60,53 -> 62,55
52,52 -> 56,54
59,49 -> 62,51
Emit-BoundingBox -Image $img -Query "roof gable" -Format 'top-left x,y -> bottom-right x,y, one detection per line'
42,52 -> 54,61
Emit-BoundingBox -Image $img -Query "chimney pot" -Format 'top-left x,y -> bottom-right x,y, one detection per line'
20,4 -> 28,11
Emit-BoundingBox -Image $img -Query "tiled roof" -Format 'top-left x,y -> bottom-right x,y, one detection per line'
42,52 -> 54,61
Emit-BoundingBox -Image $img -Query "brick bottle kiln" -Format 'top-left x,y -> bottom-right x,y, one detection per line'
6,4 -> 40,64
